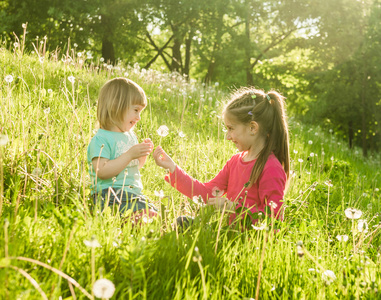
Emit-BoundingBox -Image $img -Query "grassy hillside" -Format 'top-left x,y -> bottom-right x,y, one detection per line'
0,45 -> 380,299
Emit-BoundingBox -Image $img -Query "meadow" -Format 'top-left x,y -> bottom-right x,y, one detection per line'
0,40 -> 380,299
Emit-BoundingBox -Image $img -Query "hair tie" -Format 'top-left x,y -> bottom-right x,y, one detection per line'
265,94 -> 271,102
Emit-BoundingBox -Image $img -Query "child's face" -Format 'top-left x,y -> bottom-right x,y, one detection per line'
224,115 -> 255,152
120,105 -> 145,132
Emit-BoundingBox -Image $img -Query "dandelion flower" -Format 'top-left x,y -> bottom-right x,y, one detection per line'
298,158 -> 303,163
5,75 -> 13,83
157,125 -> 169,137
251,223 -> 266,230
154,190 -> 165,199
308,140 -> 313,145
84,237 -> 101,248
344,208 -> 362,220
67,76 -> 75,83
322,270 -> 336,285
92,278 -> 115,299
336,235 -> 349,242
212,186 -> 224,197
268,201 -> 278,210
357,219 -> 368,233
0,134 -> 9,146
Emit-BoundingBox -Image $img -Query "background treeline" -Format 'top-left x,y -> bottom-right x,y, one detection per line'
1,0 -> 381,155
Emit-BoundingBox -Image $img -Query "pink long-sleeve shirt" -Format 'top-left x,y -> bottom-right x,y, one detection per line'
165,152 -> 287,225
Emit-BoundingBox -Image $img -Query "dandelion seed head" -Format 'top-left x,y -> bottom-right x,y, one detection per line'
84,237 -> 101,248
336,234 -> 348,242
157,125 -> 169,137
322,270 -> 336,285
357,219 -> 368,233
212,186 -> 224,197
5,75 -> 13,83
308,140 -> 313,145
92,278 -> 115,299
67,75 -> 75,83
0,134 -> 9,146
344,208 -> 362,220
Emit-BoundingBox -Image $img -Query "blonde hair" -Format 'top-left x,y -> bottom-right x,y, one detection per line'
223,87 -> 290,188
97,78 -> 147,130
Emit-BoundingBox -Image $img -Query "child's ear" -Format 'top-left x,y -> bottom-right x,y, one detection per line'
250,121 -> 259,134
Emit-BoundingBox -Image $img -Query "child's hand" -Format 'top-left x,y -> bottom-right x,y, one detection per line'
143,138 -> 154,153
153,146 -> 176,173
127,142 -> 153,160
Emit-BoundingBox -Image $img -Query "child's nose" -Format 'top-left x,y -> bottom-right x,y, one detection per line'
226,132 -> 231,140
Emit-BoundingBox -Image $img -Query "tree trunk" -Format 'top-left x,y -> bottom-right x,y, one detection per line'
348,120 -> 354,148
183,30 -> 192,77
361,76 -> 368,157
171,25 -> 183,72
101,15 -> 115,64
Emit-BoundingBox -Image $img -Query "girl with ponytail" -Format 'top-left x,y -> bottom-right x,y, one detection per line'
153,87 -> 290,226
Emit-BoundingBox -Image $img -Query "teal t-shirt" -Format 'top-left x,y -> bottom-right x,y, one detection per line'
87,129 -> 143,195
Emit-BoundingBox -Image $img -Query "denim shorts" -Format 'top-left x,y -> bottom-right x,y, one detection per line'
93,188 -> 157,215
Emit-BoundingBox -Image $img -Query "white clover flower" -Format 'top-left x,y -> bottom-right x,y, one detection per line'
154,190 -> 165,199
84,238 -> 101,248
322,270 -> 336,285
0,134 -> 9,146
157,125 -> 169,137
357,219 -> 368,233
5,75 -> 13,83
92,278 -> 115,299
212,186 -> 224,197
67,76 -> 75,83
344,208 -> 362,220
336,235 -> 349,242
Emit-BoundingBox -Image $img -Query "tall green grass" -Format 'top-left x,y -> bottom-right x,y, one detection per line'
0,41 -> 380,299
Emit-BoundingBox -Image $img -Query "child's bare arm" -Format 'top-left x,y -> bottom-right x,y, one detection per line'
93,142 -> 152,179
